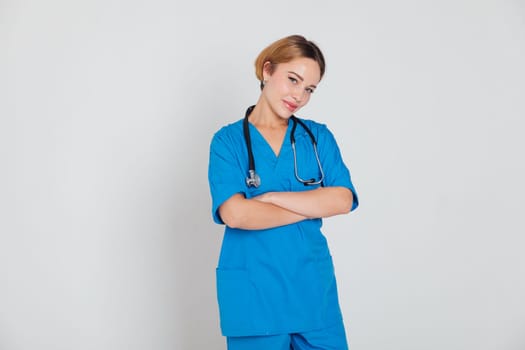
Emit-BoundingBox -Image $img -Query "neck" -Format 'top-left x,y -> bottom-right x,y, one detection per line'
248,100 -> 288,129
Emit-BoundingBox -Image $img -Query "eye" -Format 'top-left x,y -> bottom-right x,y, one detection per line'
306,87 -> 315,94
288,76 -> 298,84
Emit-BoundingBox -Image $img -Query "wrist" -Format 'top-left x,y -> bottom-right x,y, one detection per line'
265,191 -> 278,205
260,191 -> 276,205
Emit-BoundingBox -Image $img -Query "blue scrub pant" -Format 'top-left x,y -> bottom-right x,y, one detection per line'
226,322 -> 348,350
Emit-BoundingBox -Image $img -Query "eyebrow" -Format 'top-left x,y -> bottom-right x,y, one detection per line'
288,71 -> 317,89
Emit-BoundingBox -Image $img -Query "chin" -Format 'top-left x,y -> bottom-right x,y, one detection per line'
279,112 -> 293,120
281,106 -> 297,118
270,105 -> 292,120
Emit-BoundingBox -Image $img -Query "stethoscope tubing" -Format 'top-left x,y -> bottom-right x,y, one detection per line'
243,105 -> 324,188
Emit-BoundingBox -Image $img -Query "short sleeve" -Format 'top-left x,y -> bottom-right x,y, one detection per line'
317,124 -> 359,211
208,129 -> 247,224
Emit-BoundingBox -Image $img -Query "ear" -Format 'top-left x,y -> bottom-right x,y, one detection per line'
262,61 -> 273,81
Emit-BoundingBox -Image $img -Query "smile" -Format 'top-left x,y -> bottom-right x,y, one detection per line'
283,100 -> 298,112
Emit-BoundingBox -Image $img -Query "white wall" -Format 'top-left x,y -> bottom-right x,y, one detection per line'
2,1 -> 524,349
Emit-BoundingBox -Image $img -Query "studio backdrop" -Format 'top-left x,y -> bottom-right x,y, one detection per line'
2,1 -> 524,349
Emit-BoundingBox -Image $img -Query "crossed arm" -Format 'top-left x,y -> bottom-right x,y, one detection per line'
218,187 -> 354,230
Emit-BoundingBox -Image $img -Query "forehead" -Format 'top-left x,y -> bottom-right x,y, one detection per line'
275,57 -> 321,84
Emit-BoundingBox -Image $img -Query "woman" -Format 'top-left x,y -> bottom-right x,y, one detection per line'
208,34 -> 359,350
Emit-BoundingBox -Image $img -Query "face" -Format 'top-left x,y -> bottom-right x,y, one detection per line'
262,57 -> 321,119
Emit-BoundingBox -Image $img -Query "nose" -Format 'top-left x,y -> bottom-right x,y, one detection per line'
292,86 -> 305,103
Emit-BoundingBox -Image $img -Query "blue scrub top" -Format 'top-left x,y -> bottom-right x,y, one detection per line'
208,115 -> 359,337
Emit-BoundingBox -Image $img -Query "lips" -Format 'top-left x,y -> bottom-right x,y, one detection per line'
283,100 -> 298,112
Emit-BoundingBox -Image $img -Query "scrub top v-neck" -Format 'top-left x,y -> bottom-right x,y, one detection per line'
247,120 -> 292,175
208,116 -> 359,337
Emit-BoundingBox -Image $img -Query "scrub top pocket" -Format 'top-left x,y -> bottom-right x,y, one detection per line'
216,268 -> 255,335
316,255 -> 336,294
315,255 -> 343,322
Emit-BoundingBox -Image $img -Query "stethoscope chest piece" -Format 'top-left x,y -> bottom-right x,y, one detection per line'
246,169 -> 261,188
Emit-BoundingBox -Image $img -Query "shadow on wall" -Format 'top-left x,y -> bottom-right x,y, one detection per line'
169,174 -> 224,348
167,36 -> 258,347
169,87 -> 230,349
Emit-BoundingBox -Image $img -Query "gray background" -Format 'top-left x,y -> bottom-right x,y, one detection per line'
2,0 -> 525,349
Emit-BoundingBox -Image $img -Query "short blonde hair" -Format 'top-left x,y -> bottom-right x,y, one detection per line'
255,35 -> 326,90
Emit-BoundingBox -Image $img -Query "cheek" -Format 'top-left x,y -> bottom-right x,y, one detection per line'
266,77 -> 293,98
277,80 -> 291,94
301,94 -> 312,106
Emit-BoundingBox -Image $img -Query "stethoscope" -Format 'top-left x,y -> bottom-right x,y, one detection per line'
243,105 -> 325,188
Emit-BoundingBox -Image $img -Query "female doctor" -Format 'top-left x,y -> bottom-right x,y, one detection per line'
208,35 -> 359,350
